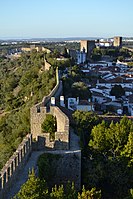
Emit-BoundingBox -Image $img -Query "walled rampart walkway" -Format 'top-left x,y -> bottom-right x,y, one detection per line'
0,134 -> 32,199
6,129 -> 80,199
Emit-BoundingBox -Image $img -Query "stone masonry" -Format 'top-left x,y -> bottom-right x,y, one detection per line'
31,105 -> 69,150
0,134 -> 32,199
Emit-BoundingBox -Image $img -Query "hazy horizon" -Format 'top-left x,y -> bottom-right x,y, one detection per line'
0,0 -> 133,39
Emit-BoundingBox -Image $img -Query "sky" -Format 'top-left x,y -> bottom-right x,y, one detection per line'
0,0 -> 133,39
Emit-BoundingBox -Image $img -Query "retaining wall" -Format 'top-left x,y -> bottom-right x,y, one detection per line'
40,151 -> 81,190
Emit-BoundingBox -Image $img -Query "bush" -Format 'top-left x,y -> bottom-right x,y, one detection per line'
41,114 -> 57,140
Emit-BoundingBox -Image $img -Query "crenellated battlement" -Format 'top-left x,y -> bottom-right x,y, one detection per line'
30,65 -> 67,148
0,134 -> 32,198
31,105 -> 69,150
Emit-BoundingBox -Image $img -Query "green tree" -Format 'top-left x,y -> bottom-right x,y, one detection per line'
86,117 -> 133,198
65,181 -> 78,199
78,187 -> 101,199
53,49 -> 60,58
119,48 -> 130,58
89,121 -> 107,153
127,62 -> 133,68
41,114 -> 57,140
50,185 -> 65,199
62,47 -> 69,58
110,85 -> 125,98
91,48 -> 101,62
72,111 -> 100,152
0,51 -> 56,169
122,132 -> 133,159
107,49 -> 118,57
118,56 -> 124,62
71,82 -> 91,100
126,189 -> 133,199
89,116 -> 132,157
14,169 -> 48,199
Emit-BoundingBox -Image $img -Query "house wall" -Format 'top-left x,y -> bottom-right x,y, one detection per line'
96,83 -> 133,89
77,105 -> 94,111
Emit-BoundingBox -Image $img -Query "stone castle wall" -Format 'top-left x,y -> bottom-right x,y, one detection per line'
50,106 -> 69,133
41,151 -> 81,190
31,106 -> 47,139
0,134 -> 32,199
31,66 -> 63,139
57,151 -> 81,190
31,106 -> 69,150
36,67 -> 62,107
30,64 -> 69,150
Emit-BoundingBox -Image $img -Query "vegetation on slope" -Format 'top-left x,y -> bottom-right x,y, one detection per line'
73,111 -> 133,199
0,50 -> 56,169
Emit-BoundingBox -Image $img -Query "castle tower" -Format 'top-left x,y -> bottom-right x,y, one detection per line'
113,36 -> 122,47
80,40 -> 95,60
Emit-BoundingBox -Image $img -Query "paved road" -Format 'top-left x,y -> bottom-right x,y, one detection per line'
7,129 -> 80,199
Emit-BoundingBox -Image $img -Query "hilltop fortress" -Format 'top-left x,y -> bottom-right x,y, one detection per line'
0,59 -> 81,199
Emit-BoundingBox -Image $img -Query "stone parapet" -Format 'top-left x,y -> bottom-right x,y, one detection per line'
42,67 -> 62,106
50,106 -> 69,134
31,105 -> 69,150
31,106 -> 47,138
31,66 -> 64,140
0,134 -> 32,199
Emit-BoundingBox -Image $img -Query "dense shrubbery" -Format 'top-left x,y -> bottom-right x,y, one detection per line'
37,153 -> 60,187
14,169 -> 101,199
41,114 -> 57,140
62,65 -> 91,99
91,47 -> 131,62
73,111 -> 133,199
72,111 -> 101,152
